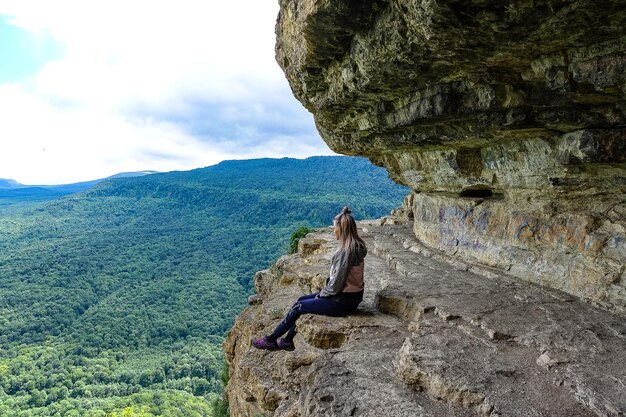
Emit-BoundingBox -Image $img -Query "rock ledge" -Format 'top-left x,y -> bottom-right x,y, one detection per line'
224,217 -> 626,417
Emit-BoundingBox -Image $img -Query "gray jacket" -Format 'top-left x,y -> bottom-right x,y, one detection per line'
319,243 -> 367,300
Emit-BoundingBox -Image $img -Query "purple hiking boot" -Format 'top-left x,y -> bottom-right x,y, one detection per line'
251,336 -> 278,351
277,338 -> 295,351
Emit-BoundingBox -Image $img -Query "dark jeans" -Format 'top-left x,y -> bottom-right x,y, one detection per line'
268,292 -> 359,342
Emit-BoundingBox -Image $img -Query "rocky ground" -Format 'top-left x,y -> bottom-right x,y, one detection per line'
223,216 -> 626,417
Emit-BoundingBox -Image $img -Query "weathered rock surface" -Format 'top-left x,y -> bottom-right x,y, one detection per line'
223,220 -> 626,416
275,0 -> 626,310
276,0 -> 626,154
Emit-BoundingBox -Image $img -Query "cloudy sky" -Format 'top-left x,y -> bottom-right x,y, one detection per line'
0,0 -> 334,185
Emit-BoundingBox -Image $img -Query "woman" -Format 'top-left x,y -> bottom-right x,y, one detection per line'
252,206 -> 367,351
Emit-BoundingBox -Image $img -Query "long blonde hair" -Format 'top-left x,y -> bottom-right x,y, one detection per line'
334,206 -> 366,255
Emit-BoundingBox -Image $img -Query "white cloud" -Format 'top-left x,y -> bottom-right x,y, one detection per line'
0,0 -> 334,184
0,83 -> 227,183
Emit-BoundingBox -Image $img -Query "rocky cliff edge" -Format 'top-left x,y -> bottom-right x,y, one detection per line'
223,211 -> 626,417
222,3 -> 626,415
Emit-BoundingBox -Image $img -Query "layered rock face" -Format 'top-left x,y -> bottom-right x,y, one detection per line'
223,220 -> 626,416
276,0 -> 626,310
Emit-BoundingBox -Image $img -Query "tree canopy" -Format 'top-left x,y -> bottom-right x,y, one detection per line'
0,156 -> 407,416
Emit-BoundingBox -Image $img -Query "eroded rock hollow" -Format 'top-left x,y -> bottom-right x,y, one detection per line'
276,0 -> 625,309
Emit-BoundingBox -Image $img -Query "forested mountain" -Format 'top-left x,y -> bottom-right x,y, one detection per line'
0,156 -> 407,416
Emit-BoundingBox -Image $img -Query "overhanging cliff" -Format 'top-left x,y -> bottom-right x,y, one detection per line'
221,4 -> 626,415
276,0 -> 625,310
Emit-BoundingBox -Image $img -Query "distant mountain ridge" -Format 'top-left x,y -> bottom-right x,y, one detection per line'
0,171 -> 158,209
0,170 -> 158,189
0,178 -> 22,188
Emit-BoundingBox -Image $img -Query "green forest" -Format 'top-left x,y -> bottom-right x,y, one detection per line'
0,156 -> 407,416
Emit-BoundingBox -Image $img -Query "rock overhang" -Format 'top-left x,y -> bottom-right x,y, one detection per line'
276,0 -> 626,190
275,0 -> 626,310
